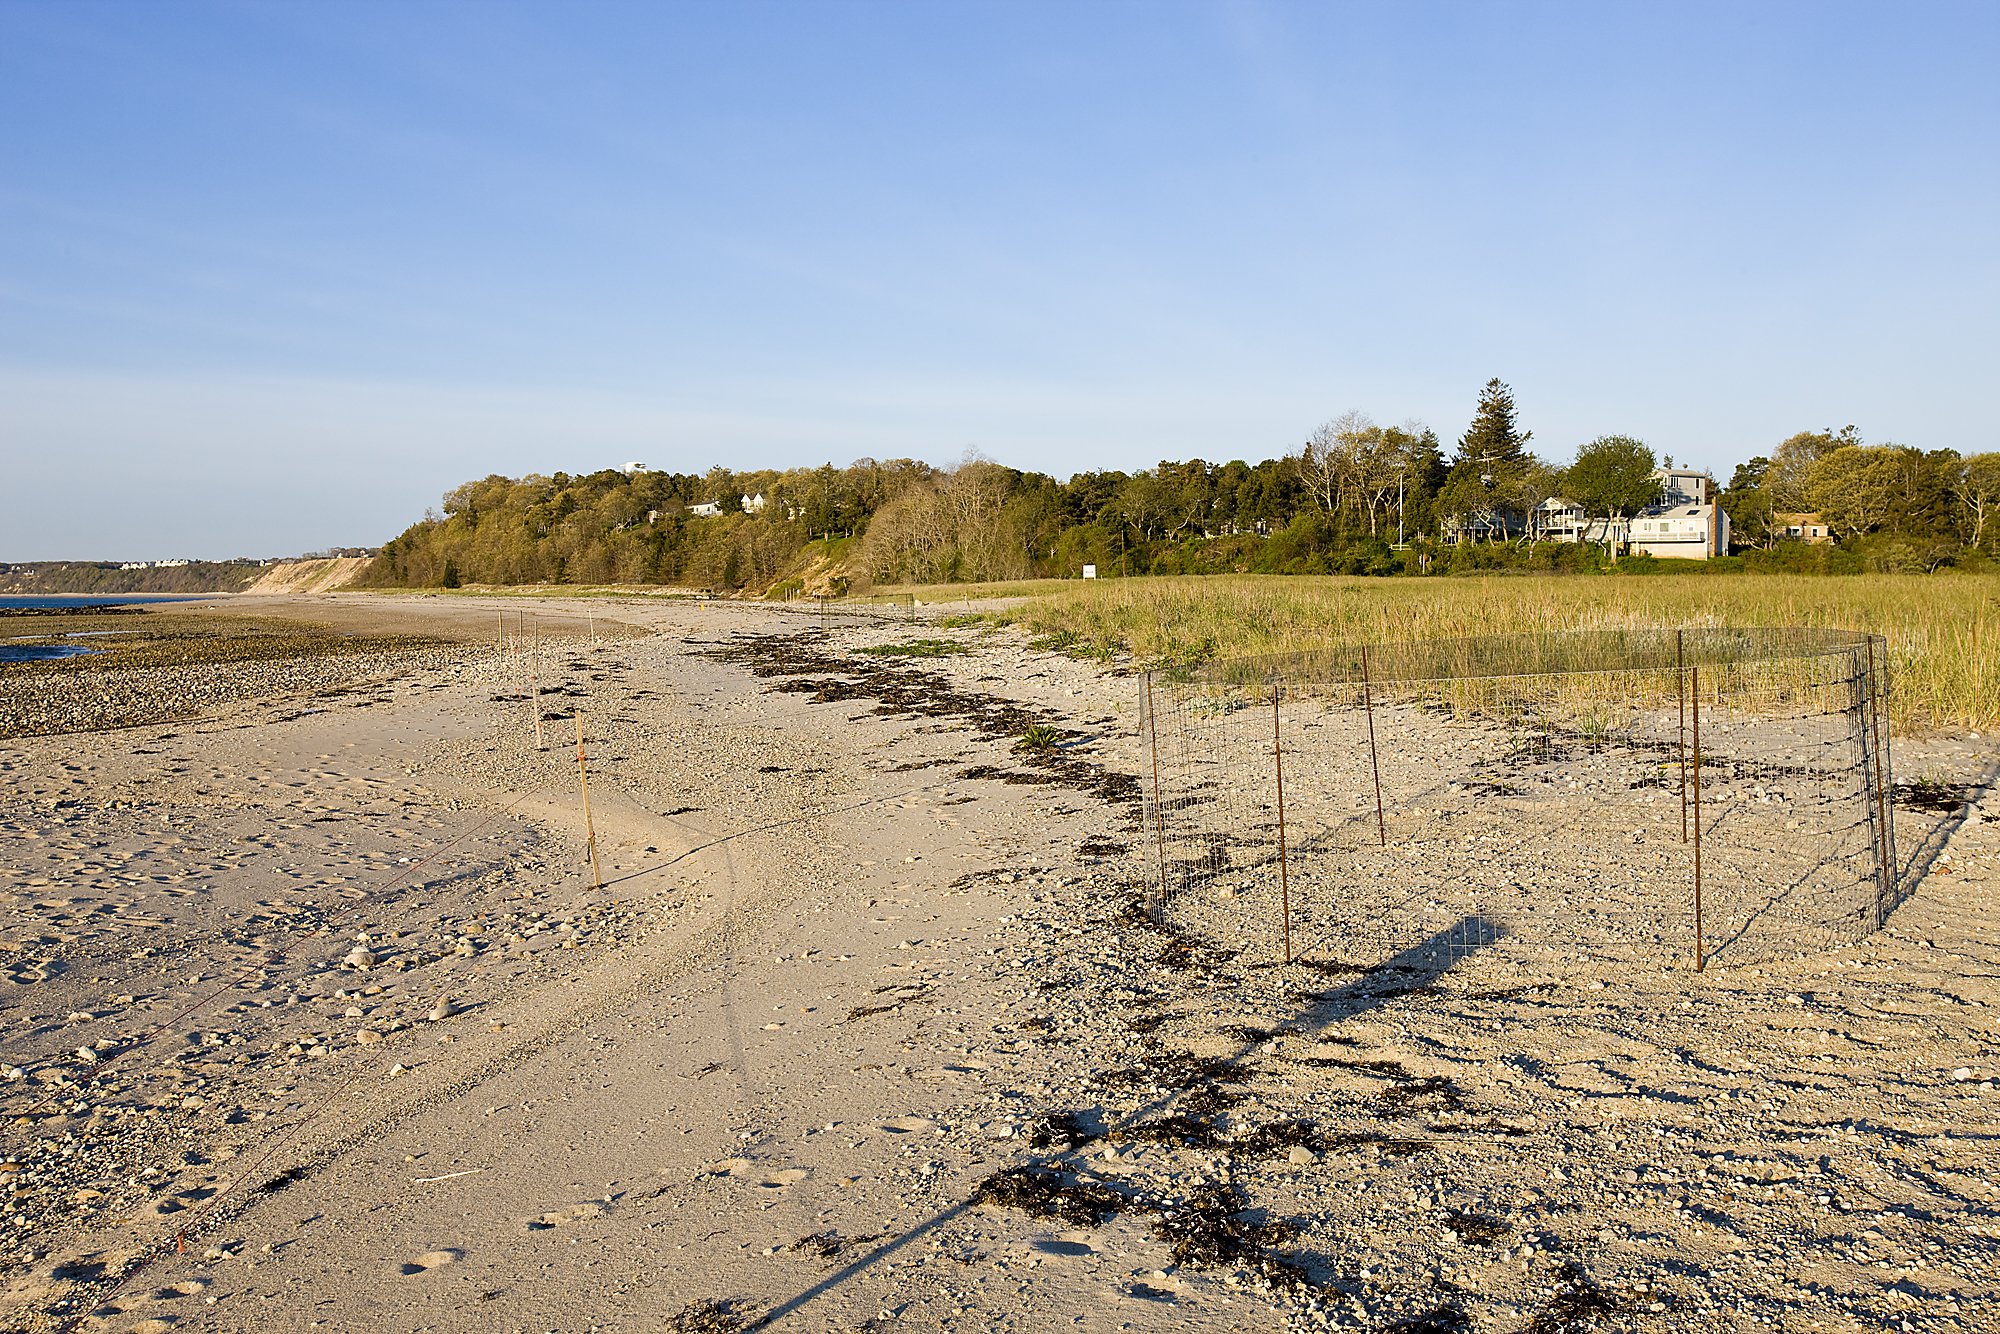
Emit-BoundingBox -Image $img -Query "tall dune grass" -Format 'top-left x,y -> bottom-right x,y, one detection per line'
991,574 -> 2000,733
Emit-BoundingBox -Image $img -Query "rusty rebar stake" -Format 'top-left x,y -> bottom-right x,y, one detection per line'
1676,629 -> 1688,842
1876,646 -> 1897,909
1144,672 -> 1169,926
1691,665 -> 1704,971
1864,637 -> 1895,922
1361,644 -> 1386,847
1273,681 -> 1292,964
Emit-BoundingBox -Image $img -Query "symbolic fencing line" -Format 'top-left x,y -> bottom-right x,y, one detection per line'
1139,627 -> 1899,971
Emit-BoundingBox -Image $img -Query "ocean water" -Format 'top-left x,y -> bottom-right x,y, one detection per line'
0,643 -> 99,664
0,595 -> 203,610
0,594 -> 202,664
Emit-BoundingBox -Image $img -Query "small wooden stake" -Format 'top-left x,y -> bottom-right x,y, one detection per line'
575,712 -> 602,891
529,659 -> 545,751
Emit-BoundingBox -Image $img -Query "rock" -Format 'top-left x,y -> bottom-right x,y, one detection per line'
429,998 -> 459,1022
355,1029 -> 384,1045
344,948 -> 376,970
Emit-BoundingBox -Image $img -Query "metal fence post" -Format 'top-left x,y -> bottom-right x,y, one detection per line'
1691,664 -> 1704,971
1677,629 -> 1688,843
1361,644 -> 1386,847
1273,678 -> 1292,965
1864,636 -> 1896,922
1144,671 -> 1169,926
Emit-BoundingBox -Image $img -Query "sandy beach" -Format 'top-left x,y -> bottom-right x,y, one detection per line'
1,593 -> 1995,1333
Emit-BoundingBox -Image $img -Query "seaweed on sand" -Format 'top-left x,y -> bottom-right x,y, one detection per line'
1148,1182 -> 1314,1290
1525,1262 -> 1637,1333
1025,1109 -> 1098,1151
1375,1075 -> 1463,1116
668,1297 -> 766,1332
1107,1113 -> 1223,1150
972,1166 -> 1127,1227
1226,1118 -> 1324,1159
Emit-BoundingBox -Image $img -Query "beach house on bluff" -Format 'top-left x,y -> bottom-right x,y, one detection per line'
1625,466 -> 1730,559
1530,466 -> 1731,559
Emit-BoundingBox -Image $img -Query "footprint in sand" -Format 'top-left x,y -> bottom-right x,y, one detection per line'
145,1187 -> 217,1219
703,1160 -> 808,1190
753,1168 -> 809,1190
526,1199 -> 613,1231
399,1249 -> 464,1275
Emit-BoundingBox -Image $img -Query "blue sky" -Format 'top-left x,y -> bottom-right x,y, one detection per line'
2,0 -> 1994,559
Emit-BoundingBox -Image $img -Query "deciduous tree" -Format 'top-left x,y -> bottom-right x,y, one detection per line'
1956,453 -> 2000,552
1562,436 -> 1659,541
1806,445 -> 1903,541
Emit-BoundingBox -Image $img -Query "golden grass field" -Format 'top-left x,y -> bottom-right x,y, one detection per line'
883,573 -> 2000,733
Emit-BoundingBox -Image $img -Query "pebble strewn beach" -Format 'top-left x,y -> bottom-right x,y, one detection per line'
0,594 -> 1992,1334
0,646 -> 481,740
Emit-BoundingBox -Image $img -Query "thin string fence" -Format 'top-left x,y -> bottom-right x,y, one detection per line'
1139,627 -> 1898,972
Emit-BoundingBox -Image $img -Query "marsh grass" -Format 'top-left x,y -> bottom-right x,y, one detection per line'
853,638 -> 968,658
995,574 -> 2000,732
879,578 -> 1080,602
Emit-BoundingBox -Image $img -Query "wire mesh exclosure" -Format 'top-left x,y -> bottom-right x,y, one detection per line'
1140,627 -> 1896,972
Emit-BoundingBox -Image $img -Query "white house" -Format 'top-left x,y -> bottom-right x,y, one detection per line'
741,492 -> 768,514
1532,499 -> 1625,546
689,501 -> 724,518
1629,468 -> 1729,559
1539,466 -> 1730,559
623,461 -> 648,475
1628,503 -> 1730,559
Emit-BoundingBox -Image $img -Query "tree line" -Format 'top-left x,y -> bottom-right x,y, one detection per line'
0,561 -> 264,595
360,380 -> 2000,592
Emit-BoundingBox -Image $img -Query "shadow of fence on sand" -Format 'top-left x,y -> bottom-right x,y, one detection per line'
750,915 -> 1501,1328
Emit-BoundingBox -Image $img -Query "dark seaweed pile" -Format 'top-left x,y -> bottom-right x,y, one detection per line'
700,632 -> 1142,814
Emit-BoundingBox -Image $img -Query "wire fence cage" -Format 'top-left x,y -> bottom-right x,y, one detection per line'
1138,627 -> 1900,972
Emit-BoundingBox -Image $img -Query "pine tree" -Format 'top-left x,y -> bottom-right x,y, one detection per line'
1457,378 -> 1532,468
